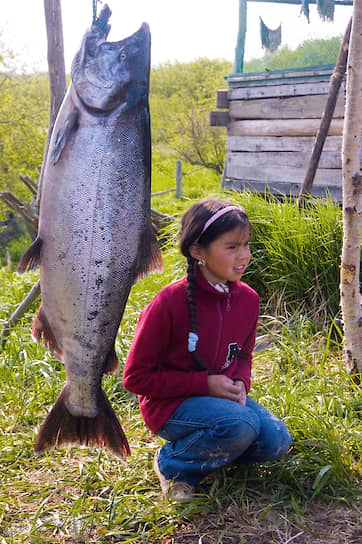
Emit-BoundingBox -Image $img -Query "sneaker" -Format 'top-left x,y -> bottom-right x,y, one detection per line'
153,451 -> 195,501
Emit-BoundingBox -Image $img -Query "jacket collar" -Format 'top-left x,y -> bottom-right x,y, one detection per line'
193,263 -> 238,297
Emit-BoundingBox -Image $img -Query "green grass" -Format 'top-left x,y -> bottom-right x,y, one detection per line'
0,172 -> 361,543
0,261 -> 361,543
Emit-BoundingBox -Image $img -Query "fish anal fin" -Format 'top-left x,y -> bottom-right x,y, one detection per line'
17,236 -> 43,274
104,347 -> 120,375
32,305 -> 63,360
135,222 -> 163,283
34,386 -> 130,458
50,107 -> 79,165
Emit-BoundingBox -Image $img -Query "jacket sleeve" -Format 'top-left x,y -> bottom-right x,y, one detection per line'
123,292 -> 209,399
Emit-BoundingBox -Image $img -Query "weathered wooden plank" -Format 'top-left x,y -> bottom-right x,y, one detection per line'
246,0 -> 351,5
228,67 -> 334,82
229,93 -> 345,120
226,135 -> 343,152
223,178 -> 342,201
227,150 -> 343,169
210,111 -> 230,126
229,81 -> 345,100
225,162 -> 342,186
228,118 -> 344,136
216,89 -> 229,109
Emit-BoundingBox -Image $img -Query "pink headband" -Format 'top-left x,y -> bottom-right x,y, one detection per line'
200,205 -> 245,236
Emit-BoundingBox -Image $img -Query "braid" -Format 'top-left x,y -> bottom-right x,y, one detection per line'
186,256 -> 208,371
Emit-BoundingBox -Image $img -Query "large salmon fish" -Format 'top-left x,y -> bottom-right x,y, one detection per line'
18,5 -> 162,458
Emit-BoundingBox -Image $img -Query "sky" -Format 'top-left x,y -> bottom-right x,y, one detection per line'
1,0 -> 353,72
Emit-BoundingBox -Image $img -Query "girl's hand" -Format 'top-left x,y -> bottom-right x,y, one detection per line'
208,375 -> 246,404
233,379 -> 247,405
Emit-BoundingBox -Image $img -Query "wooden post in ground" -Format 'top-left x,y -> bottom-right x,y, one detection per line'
175,161 -> 182,199
36,0 -> 67,210
340,3 -> 362,374
297,17 -> 352,207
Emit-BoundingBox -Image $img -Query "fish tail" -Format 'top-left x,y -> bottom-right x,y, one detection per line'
34,386 -> 130,458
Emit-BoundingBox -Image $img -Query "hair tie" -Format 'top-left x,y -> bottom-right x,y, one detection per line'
200,205 -> 245,237
188,332 -> 199,352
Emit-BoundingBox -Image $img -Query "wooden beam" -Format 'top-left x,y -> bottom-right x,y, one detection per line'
228,118 -> 345,136
225,162 -> 342,186
227,150 -> 347,169
229,93 -> 345,119
298,17 -> 352,205
229,81 -> 343,100
216,90 -> 229,109
229,66 -> 335,84
226,135 -> 343,152
210,111 -> 230,126
246,0 -> 352,5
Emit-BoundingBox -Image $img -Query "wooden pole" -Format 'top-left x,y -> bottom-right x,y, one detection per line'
340,3 -> 362,374
297,17 -> 352,207
36,0 -> 67,210
232,0 -> 247,74
0,281 -> 41,351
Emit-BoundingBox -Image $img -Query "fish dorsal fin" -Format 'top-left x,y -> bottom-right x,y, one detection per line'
17,236 -> 43,274
135,222 -> 163,283
50,107 -> 79,165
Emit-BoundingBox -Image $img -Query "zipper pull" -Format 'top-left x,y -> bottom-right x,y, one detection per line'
226,293 -> 231,311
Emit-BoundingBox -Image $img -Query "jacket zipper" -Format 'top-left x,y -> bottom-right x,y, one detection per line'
214,299 -> 223,367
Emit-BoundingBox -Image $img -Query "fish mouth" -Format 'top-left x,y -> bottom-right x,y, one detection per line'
71,15 -> 151,112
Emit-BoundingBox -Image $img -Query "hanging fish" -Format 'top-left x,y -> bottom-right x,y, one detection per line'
18,5 -> 162,458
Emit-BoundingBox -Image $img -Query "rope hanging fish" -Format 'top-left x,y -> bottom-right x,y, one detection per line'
92,0 -> 109,34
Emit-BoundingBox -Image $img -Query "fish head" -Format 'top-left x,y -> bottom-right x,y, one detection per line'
71,5 -> 151,112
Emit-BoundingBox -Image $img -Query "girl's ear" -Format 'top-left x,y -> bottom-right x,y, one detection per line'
189,243 -> 203,261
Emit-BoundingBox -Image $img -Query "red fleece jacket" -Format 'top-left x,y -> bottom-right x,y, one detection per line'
123,268 -> 259,433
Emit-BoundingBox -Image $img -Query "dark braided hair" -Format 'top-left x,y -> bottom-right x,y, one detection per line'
179,199 -> 251,371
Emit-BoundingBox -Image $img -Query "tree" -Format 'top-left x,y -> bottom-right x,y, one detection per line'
150,58 -> 231,174
340,3 -> 362,373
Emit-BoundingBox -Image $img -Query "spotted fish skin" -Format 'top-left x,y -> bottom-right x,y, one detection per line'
18,5 -> 162,457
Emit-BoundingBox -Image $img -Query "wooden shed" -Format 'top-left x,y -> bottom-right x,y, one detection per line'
210,0 -> 356,201
210,64 -> 350,200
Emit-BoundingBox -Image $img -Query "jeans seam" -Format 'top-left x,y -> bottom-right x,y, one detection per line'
166,431 -> 204,458
164,416 -> 260,439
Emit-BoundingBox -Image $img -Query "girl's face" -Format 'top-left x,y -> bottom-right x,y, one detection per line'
192,226 -> 251,284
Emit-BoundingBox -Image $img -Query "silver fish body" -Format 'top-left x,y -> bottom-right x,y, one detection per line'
18,6 -> 162,457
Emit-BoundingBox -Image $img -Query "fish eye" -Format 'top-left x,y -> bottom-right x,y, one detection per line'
120,52 -> 127,60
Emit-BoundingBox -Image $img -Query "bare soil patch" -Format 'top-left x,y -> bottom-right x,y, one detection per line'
162,503 -> 361,544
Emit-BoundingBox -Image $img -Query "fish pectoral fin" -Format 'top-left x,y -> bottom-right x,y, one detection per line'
32,305 -> 63,360
50,107 -> 79,165
17,236 -> 43,274
34,386 -> 131,459
104,347 -> 120,375
135,222 -> 164,283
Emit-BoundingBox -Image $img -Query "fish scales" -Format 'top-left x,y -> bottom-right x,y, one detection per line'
18,5 -> 162,458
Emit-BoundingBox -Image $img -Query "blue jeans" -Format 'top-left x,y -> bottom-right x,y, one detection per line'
157,396 -> 292,486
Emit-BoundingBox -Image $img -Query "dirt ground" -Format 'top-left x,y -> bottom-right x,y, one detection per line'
162,503 -> 362,544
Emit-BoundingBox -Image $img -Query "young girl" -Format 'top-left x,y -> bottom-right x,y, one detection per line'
123,198 -> 292,500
